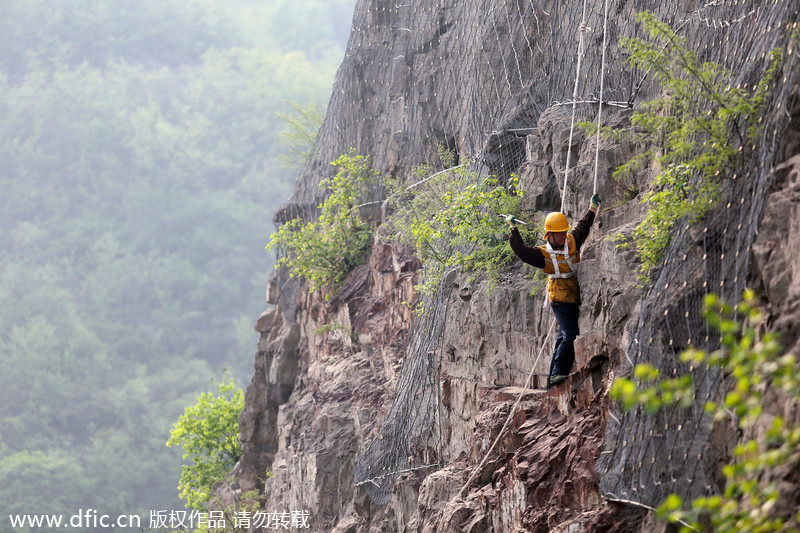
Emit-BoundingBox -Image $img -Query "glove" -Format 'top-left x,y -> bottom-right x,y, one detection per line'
505,214 -> 518,228
590,193 -> 601,209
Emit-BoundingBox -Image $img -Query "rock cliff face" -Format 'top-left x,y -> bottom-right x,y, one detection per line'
223,1 -> 800,531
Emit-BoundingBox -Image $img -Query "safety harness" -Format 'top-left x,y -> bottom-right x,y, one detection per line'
545,241 -> 577,279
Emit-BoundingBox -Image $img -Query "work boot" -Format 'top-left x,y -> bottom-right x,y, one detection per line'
548,374 -> 568,388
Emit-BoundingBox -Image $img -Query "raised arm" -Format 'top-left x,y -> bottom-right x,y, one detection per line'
509,227 -> 545,268
571,194 -> 600,249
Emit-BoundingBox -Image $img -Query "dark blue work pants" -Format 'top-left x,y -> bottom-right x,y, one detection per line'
549,302 -> 580,379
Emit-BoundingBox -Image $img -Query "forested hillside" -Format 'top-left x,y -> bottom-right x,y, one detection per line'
0,0 -> 354,529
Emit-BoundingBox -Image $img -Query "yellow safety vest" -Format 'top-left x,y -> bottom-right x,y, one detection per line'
537,233 -> 581,304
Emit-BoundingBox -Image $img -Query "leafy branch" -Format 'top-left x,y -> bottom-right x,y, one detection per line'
611,291 -> 800,531
384,147 -> 535,309
267,150 -> 376,297
597,12 -> 781,281
166,378 -> 244,511
276,100 -> 325,170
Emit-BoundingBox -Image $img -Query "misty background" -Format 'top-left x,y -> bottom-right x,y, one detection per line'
0,0 -> 355,529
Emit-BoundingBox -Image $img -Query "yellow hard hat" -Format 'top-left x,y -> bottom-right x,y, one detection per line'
544,212 -> 570,232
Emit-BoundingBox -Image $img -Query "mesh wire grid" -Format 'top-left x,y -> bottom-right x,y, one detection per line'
330,0 -> 800,506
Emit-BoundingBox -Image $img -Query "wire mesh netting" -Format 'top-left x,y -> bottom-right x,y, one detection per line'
343,0 -> 800,507
597,2 -> 800,508
353,267 -> 451,505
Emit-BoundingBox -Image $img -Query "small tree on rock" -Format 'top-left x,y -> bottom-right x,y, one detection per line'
167,378 -> 244,511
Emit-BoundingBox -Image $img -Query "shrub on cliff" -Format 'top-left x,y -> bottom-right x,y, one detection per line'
595,12 -> 780,282
267,150 -> 376,296
612,291 -> 800,531
384,147 -> 535,305
167,378 -> 244,511
276,100 -> 325,170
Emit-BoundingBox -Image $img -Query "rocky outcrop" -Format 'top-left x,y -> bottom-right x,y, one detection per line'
224,1 -> 800,531
225,240 -> 421,532
230,121 -> 648,531
753,89 -> 800,356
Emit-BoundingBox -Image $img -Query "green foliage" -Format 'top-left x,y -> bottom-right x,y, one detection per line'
385,147 -> 535,305
167,378 -> 244,511
314,316 -> 356,344
267,151 -> 377,295
0,0 -> 354,522
0,451 -> 94,532
613,164 -> 720,283
604,12 -> 780,281
277,100 -> 325,169
526,262 -> 550,297
610,361 -> 695,415
611,290 -> 800,532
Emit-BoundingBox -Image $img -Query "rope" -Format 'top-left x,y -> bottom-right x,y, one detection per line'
551,97 -> 632,109
458,0 -> 611,502
592,0 -> 611,196
457,318 -> 556,499
561,0 -> 590,213
354,163 -> 470,212
405,163 -> 468,191
603,494 -> 699,532
625,0 -> 726,108
354,463 -> 441,488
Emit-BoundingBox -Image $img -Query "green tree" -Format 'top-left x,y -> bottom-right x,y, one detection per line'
167,379 -> 244,511
596,12 -> 780,281
267,151 -> 377,295
277,100 -> 325,169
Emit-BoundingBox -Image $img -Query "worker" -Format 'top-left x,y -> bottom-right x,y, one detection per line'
506,194 -> 600,388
